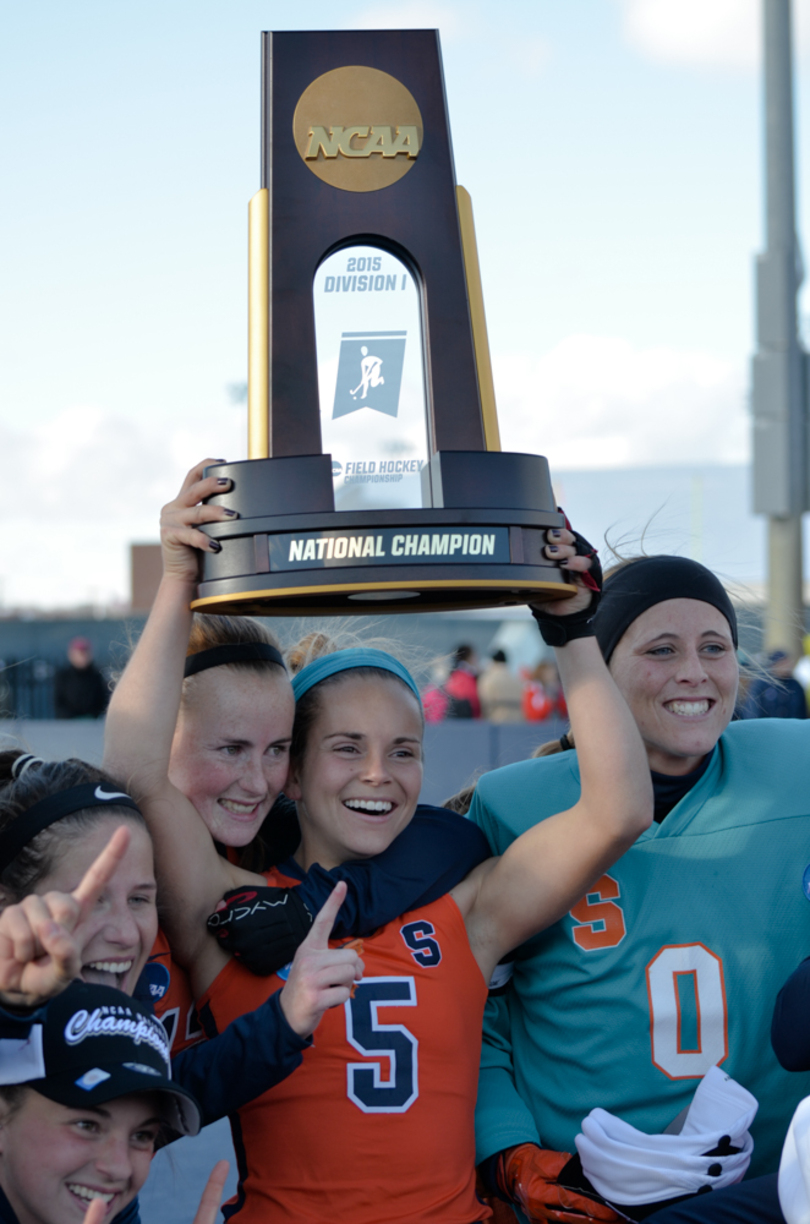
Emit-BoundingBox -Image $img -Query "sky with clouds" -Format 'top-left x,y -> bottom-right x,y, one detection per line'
3,0 -> 810,608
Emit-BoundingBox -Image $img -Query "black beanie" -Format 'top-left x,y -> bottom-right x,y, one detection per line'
594,556 -> 738,664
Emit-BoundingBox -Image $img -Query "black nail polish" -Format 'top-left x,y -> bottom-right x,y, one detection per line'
216,478 -> 230,486
223,509 -> 238,517
547,544 -> 559,554
209,540 -> 222,553
549,530 -> 562,540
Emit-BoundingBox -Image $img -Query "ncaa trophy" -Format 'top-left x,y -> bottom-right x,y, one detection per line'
192,29 -> 575,615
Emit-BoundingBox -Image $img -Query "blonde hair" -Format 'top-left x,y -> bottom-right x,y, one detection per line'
286,631 -> 336,676
531,730 -> 575,758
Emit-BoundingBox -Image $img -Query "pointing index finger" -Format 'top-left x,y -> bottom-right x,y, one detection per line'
193,1160 -> 231,1224
305,882 -> 347,950
72,826 -> 132,924
84,1200 -> 107,1224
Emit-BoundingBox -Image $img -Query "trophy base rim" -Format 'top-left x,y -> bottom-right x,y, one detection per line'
190,576 -> 577,617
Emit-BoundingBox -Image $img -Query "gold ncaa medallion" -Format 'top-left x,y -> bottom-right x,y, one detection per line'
293,65 -> 423,193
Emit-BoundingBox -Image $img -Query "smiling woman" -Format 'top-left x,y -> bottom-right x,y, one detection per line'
35,817 -> 156,995
0,755 -> 157,1000
0,1091 -> 160,1224
471,555 -> 810,1220
604,596 -> 738,775
285,659 -> 425,869
0,978 -> 200,1224
169,616 -> 293,848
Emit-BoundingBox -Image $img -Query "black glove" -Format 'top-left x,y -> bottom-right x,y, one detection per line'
207,886 -> 313,976
532,527 -> 603,647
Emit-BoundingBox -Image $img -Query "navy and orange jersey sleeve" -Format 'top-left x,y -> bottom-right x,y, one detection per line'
137,930 -> 310,1127
173,989 -> 311,1128
296,803 -> 491,939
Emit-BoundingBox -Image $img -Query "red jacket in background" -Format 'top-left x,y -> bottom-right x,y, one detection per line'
444,664 -> 481,719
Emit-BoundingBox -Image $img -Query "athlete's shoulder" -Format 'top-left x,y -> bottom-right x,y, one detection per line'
471,752 -> 581,851
722,715 -> 810,760
720,719 -> 810,793
708,719 -> 810,823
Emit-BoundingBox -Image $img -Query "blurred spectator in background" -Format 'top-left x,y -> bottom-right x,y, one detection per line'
739,649 -> 807,721
444,644 -> 480,719
424,644 -> 481,720
478,649 -> 523,723
54,636 -> 108,719
522,659 -> 567,723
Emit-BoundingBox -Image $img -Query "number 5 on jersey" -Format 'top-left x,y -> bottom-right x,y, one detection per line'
345,977 -> 418,1113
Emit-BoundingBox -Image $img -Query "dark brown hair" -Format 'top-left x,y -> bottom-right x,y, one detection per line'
0,751 -> 147,904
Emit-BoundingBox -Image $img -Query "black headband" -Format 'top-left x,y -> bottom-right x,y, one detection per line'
593,556 -> 738,663
0,784 -> 141,871
183,643 -> 286,678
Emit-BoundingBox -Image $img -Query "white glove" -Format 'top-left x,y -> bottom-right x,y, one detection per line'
575,1066 -> 758,1207
779,1094 -> 810,1224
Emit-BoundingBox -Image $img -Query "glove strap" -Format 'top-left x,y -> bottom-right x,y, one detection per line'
533,527 -> 602,647
532,605 -> 597,647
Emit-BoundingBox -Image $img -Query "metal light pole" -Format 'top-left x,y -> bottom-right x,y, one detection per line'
752,0 -> 806,656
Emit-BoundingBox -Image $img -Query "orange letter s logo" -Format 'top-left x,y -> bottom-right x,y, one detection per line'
569,874 -> 627,951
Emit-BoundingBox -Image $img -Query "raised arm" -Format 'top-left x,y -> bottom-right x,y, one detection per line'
456,541 -> 652,981
103,463 -> 259,977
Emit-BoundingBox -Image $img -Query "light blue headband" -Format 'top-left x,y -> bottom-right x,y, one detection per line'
290,648 -> 421,704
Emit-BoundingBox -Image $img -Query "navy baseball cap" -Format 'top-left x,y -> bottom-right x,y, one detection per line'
0,981 -> 200,1137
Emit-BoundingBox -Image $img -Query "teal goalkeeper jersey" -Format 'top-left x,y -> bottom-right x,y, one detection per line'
471,718 -> 810,1179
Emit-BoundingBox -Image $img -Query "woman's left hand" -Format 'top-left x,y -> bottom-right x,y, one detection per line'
532,526 -> 601,619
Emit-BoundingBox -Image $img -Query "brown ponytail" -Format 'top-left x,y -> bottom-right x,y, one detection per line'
531,730 -> 576,759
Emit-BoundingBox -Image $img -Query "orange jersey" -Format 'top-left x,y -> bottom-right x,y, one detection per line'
199,868 -> 490,1223
144,928 -> 204,1056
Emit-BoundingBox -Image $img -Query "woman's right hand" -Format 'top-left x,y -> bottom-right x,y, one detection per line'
279,883 -> 365,1038
0,827 -> 131,1010
159,459 -> 237,584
